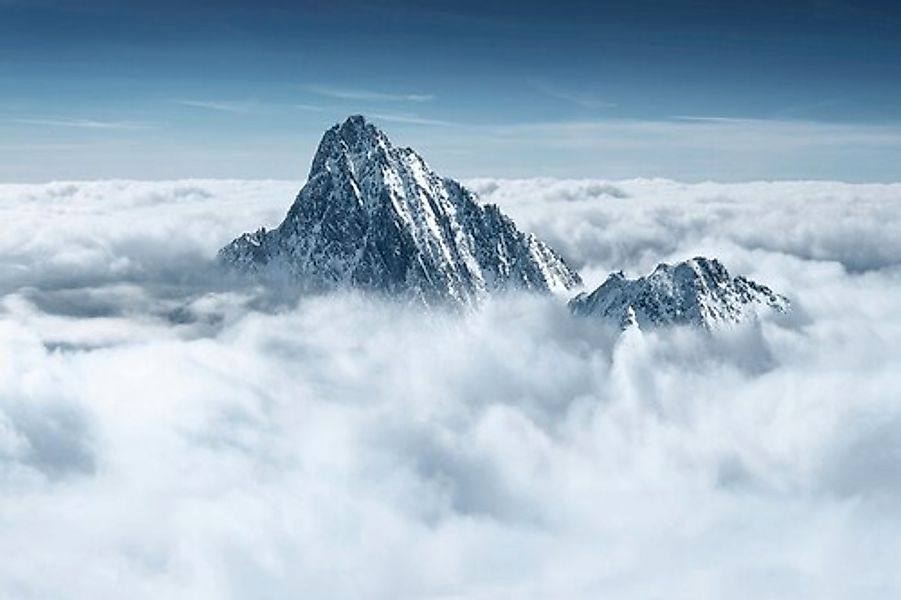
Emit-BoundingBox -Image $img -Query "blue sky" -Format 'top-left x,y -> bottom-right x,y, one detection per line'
3,0 -> 901,181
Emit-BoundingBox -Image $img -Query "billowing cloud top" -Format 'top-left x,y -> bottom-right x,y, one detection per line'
2,177 -> 901,598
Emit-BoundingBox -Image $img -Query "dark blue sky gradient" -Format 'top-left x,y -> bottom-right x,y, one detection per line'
4,0 -> 901,181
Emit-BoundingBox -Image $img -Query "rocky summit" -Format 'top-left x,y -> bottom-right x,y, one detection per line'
218,115 -> 581,304
569,257 -> 789,329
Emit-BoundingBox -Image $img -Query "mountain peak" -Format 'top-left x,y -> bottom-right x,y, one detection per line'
219,116 -> 581,304
333,114 -> 383,147
309,115 -> 393,178
341,113 -> 368,128
570,256 -> 788,330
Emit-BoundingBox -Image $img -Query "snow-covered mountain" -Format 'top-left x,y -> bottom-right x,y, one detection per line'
569,257 -> 789,329
219,115 -> 581,304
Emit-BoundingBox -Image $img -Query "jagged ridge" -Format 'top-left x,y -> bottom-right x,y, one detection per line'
219,115 -> 581,304
569,257 -> 789,329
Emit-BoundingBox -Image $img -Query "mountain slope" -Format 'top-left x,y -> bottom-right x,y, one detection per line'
219,116 -> 581,304
569,257 -> 789,329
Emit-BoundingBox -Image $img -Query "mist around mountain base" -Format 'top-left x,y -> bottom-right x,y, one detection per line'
2,177 -> 901,597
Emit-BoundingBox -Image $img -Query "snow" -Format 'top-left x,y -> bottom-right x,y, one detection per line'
570,256 -> 788,330
218,116 -> 581,304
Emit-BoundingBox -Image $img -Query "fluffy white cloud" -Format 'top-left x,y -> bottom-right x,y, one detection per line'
1,178 -> 900,598
470,178 -> 901,276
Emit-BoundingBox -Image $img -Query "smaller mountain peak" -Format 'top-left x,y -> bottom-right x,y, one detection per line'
651,257 -> 730,286
685,256 -> 725,272
683,256 -> 730,282
654,257 -> 723,270
570,256 -> 789,330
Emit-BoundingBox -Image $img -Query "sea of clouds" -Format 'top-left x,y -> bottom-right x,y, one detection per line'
2,177 -> 901,598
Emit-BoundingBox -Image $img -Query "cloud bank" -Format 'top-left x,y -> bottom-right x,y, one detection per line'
1,178 -> 901,598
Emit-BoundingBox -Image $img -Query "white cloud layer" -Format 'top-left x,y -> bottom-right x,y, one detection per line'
1,178 -> 901,598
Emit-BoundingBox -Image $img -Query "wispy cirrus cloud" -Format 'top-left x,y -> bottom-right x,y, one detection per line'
482,116 -> 901,152
669,115 -> 759,123
12,117 -> 148,130
393,115 -> 901,180
176,99 -> 258,114
534,81 -> 616,109
291,103 -> 325,112
177,99 -> 326,114
302,84 -> 434,102
370,112 -> 455,127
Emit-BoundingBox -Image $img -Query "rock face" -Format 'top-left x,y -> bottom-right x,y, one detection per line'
219,115 -> 581,304
569,257 -> 789,329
